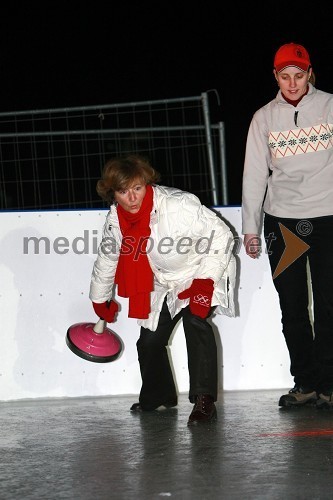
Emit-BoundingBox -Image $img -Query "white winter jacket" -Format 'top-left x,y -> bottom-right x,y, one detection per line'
89,185 -> 236,331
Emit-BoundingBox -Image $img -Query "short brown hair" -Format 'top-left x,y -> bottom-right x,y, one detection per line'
96,154 -> 161,204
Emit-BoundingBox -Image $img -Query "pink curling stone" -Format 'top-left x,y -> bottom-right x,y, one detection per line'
66,318 -> 123,363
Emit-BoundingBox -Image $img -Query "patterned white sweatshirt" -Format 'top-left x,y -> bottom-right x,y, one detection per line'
242,83 -> 333,234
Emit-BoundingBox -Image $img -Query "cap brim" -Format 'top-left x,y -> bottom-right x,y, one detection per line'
275,62 -> 309,72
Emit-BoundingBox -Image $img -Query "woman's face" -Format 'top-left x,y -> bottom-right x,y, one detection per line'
114,179 -> 147,213
274,66 -> 311,101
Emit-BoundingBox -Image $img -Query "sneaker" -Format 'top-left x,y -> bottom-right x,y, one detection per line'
316,392 -> 333,410
278,385 -> 317,407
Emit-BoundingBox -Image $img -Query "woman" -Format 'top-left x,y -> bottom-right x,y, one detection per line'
242,42 -> 333,409
89,154 -> 236,425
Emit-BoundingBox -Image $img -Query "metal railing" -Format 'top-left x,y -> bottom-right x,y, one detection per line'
0,92 -> 228,210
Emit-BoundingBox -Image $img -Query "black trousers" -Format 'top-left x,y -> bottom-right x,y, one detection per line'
136,298 -> 218,409
264,213 -> 333,393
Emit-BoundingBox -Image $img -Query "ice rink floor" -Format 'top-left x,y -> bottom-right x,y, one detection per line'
1,389 -> 333,499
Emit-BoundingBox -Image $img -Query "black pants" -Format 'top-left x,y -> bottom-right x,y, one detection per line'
136,298 -> 218,409
264,213 -> 333,393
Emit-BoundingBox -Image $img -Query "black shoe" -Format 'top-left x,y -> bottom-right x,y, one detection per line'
187,394 -> 217,425
278,385 -> 317,407
316,392 -> 333,410
130,403 -> 144,412
130,398 -> 178,412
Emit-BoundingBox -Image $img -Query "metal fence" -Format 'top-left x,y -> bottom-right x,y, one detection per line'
0,92 -> 228,210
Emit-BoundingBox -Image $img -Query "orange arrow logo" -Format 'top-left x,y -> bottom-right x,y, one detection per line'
272,223 -> 310,280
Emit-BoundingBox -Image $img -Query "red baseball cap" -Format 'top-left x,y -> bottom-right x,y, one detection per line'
274,43 -> 311,72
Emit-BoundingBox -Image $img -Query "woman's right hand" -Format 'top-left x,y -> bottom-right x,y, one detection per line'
92,300 -> 119,322
243,234 -> 261,259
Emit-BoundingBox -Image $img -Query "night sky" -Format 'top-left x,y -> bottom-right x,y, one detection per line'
1,3 -> 332,204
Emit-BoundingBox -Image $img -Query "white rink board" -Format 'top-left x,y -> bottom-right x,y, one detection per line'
0,208 -> 293,402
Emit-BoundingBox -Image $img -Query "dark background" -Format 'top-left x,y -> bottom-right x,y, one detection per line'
1,3 -> 332,205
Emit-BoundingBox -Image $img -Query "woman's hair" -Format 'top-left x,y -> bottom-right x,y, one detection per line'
96,154 -> 161,204
309,70 -> 316,85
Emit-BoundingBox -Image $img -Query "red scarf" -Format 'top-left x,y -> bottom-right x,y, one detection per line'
115,185 -> 154,319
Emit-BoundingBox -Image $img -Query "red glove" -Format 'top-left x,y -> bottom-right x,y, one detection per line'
178,278 -> 214,318
92,300 -> 119,323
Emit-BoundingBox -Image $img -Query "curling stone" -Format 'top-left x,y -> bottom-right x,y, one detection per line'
66,318 -> 123,363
